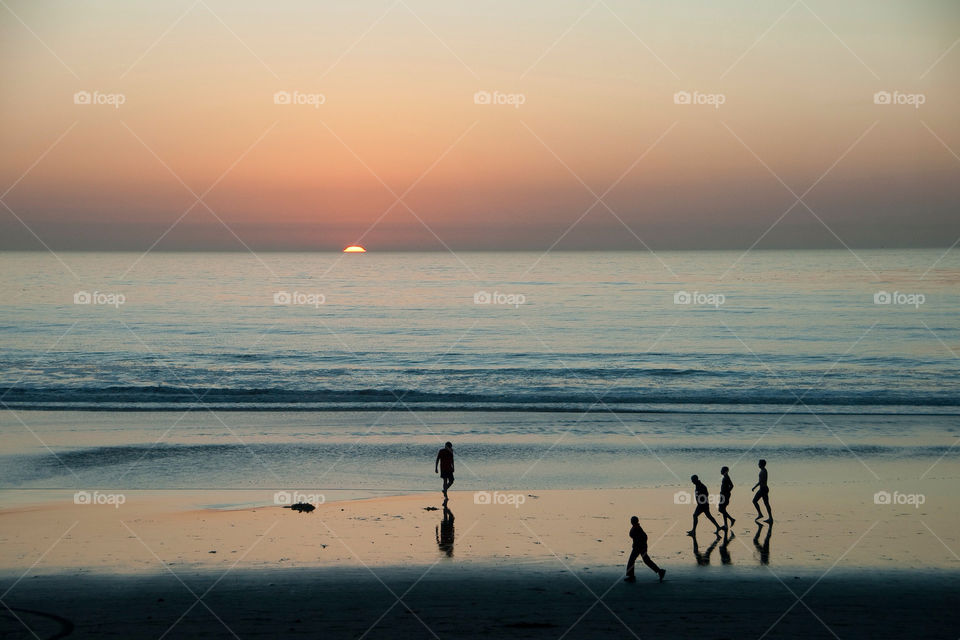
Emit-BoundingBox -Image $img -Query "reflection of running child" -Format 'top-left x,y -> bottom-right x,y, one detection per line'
751,459 -> 773,522
718,466 -> 736,530
624,516 -> 666,583
435,442 -> 455,502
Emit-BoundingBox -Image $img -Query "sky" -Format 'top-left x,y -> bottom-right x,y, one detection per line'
1,0 -> 958,251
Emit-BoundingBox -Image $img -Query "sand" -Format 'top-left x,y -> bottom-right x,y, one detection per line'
1,487 -> 959,638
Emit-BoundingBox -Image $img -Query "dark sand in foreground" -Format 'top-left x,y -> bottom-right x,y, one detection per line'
2,566 -> 958,639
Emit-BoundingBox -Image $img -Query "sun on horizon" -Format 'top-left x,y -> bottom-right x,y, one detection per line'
343,245 -> 367,253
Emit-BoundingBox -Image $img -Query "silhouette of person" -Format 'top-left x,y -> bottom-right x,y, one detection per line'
751,459 -> 773,522
718,466 -> 736,530
719,529 -> 734,565
753,522 -> 772,564
687,474 -> 724,537
624,516 -> 666,583
691,532 -> 719,566
435,442 -> 454,503
436,505 -> 454,557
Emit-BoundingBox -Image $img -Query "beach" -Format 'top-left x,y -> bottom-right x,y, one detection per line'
1,251 -> 959,637
2,486 -> 959,638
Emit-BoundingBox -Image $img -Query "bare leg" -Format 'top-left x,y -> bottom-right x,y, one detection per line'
762,494 -> 772,522
752,493 -> 763,519
688,511 -> 699,535
705,511 -> 723,533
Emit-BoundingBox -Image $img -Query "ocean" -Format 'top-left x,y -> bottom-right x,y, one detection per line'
1,249 -> 958,495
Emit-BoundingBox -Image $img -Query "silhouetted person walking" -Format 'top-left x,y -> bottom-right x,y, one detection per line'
435,442 -> 455,503
718,466 -> 736,530
624,516 -> 666,583
751,459 -> 772,522
687,474 -> 724,537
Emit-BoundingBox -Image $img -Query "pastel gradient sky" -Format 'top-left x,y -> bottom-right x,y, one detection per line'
1,0 -> 958,250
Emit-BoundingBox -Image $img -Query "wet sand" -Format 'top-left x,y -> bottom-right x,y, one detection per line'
1,487 -> 959,637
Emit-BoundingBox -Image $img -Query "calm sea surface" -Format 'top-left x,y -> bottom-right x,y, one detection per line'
0,250 -> 957,492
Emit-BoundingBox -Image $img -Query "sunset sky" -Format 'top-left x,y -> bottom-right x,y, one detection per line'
1,0 -> 958,250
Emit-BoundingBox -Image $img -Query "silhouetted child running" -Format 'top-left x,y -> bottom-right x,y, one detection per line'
687,474 -> 724,537
624,516 -> 666,583
435,441 -> 455,503
751,459 -> 773,522
718,466 -> 736,530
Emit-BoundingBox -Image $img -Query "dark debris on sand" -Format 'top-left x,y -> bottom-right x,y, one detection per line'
283,503 -> 316,513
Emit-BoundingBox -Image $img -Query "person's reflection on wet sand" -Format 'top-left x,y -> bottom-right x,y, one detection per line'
719,529 -> 734,565
691,532 -> 719,566
753,522 -> 772,565
436,505 -> 454,557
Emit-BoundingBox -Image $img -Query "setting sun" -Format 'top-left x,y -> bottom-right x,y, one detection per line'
343,245 -> 367,253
